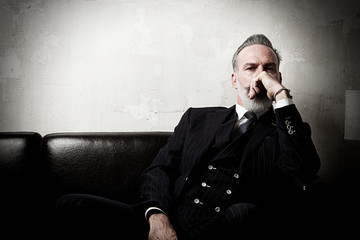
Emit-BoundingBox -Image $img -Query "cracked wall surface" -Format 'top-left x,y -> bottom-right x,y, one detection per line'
1,0 -> 360,184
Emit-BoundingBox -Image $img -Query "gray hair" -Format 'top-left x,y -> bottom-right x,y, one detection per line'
232,34 -> 282,72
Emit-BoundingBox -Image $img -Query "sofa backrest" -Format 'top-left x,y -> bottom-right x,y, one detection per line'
0,131 -> 42,193
0,132 -> 43,222
41,132 -> 172,204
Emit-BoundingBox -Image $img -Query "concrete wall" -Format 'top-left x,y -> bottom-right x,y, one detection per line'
1,0 -> 360,186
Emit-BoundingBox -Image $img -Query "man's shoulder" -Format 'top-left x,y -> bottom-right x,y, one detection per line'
181,106 -> 235,124
188,106 -> 229,113
182,106 -> 232,119
186,106 -> 233,115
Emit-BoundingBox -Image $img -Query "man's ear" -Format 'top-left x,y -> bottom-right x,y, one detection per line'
231,73 -> 238,89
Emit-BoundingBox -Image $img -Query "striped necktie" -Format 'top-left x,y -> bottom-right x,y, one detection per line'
230,111 -> 257,141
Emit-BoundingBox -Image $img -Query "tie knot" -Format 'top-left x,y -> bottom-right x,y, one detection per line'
244,111 -> 257,121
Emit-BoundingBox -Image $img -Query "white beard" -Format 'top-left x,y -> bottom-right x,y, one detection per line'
237,84 -> 273,116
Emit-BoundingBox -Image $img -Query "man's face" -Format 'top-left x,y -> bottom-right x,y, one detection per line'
232,44 -> 281,113
235,44 -> 280,89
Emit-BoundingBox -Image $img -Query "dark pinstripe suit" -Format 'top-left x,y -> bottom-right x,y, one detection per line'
139,104 -> 320,238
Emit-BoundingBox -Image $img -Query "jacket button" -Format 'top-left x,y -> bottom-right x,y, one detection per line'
234,173 -> 239,179
215,207 -> 221,212
226,189 -> 232,195
208,165 -> 215,170
194,198 -> 200,204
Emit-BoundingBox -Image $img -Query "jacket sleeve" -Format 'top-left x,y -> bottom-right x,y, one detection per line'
138,108 -> 191,214
274,104 -> 321,180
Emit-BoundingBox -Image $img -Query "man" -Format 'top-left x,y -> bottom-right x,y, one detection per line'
54,34 -> 320,239
138,34 -> 320,240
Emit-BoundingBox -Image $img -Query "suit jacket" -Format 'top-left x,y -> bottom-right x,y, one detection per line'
138,104 -> 320,214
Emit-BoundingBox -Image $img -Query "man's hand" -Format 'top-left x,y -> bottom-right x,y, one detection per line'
248,71 -> 285,100
148,213 -> 178,240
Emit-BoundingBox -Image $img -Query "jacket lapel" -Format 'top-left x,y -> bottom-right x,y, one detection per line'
187,105 -> 237,175
207,105 -> 237,150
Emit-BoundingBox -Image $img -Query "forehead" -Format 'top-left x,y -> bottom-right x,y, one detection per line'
237,44 -> 278,65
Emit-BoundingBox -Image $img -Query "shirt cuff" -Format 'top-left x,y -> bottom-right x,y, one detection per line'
275,98 -> 294,109
145,207 -> 167,220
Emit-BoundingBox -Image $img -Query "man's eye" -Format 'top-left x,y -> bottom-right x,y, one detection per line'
246,67 -> 254,71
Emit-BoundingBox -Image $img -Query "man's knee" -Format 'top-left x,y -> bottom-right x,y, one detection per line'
218,203 -> 263,238
223,203 -> 262,221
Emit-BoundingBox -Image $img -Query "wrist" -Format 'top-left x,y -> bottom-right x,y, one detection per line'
273,87 -> 292,102
145,207 -> 166,220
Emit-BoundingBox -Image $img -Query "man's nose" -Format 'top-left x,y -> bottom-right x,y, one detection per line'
256,65 -> 264,75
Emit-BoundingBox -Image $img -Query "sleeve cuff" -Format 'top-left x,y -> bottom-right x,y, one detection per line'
145,207 -> 167,220
275,98 -> 294,109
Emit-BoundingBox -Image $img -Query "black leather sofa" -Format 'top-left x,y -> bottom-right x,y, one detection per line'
0,131 -> 339,238
0,131 -> 171,237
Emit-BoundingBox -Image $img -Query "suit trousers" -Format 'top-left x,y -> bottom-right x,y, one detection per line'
52,193 -> 149,239
52,193 -> 265,240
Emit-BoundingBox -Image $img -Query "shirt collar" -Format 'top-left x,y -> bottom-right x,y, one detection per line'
235,104 -> 248,121
235,103 -> 271,120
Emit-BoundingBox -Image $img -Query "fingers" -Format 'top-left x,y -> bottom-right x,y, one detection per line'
248,74 -> 265,99
148,226 -> 178,240
249,71 -> 280,99
248,84 -> 260,99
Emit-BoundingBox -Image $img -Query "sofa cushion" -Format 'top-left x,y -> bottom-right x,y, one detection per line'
42,132 -> 171,204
